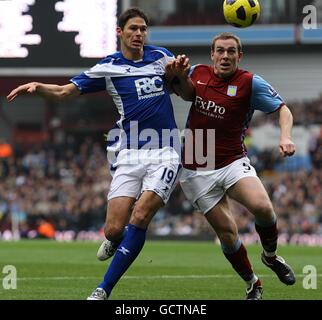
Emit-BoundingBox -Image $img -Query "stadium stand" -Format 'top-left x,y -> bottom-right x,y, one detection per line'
0,95 -> 321,241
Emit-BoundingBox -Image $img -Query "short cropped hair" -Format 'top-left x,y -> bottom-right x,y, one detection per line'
118,7 -> 149,30
211,32 -> 242,53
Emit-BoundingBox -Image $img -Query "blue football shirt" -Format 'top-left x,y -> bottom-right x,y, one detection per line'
70,45 -> 180,155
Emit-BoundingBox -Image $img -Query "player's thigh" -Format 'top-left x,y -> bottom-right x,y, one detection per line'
205,195 -> 238,236
180,168 -> 220,207
105,196 -> 136,231
221,157 -> 270,211
108,163 -> 143,201
194,186 -> 226,214
180,167 -> 227,215
226,176 -> 272,213
142,161 -> 181,204
106,164 -> 143,234
130,191 -> 165,227
130,161 -> 180,227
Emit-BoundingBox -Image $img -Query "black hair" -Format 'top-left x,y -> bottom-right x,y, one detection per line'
118,7 -> 149,30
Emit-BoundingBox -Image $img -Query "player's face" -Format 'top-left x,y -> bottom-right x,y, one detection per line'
117,17 -> 147,59
211,39 -> 243,78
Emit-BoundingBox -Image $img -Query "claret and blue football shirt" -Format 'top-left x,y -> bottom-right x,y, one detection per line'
183,65 -> 285,170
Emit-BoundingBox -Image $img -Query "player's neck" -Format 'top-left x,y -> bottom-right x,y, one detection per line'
121,46 -> 144,61
213,67 -> 238,79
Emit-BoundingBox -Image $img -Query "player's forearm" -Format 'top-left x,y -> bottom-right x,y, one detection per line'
35,83 -> 80,101
7,82 -> 80,101
173,77 -> 195,101
279,105 -> 293,139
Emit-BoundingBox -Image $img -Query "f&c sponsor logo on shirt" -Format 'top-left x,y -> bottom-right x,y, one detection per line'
135,76 -> 165,100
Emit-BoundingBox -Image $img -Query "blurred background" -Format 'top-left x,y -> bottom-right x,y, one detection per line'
0,0 -> 321,244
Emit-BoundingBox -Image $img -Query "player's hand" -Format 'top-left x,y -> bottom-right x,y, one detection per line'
279,138 -> 295,157
165,60 -> 177,79
6,82 -> 39,102
174,54 -> 190,79
166,54 -> 190,79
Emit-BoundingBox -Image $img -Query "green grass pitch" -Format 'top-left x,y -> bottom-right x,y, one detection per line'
0,240 -> 321,300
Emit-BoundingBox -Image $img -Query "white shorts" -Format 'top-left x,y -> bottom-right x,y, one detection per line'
180,157 -> 257,214
108,147 -> 181,204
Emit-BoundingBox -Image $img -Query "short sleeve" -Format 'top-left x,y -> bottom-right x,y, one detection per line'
70,62 -> 108,94
251,74 -> 284,113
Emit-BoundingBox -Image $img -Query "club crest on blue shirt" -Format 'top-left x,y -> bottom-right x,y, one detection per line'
227,85 -> 237,97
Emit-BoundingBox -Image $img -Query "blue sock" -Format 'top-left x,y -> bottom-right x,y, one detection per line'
98,224 -> 146,295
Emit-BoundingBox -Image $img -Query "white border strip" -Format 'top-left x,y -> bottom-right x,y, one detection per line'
12,274 -> 322,281
0,68 -> 85,76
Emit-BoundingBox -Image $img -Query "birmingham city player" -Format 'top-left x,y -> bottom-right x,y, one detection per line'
169,32 -> 296,300
7,8 -> 181,300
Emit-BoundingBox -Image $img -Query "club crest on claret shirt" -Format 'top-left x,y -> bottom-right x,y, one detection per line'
227,85 -> 237,97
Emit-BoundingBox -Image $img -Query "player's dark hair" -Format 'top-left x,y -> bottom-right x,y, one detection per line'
211,32 -> 242,53
118,8 -> 149,30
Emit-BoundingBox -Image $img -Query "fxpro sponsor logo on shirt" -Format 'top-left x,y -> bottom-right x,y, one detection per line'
194,96 -> 226,119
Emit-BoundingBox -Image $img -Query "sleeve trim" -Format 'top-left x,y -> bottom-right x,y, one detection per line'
267,102 -> 285,114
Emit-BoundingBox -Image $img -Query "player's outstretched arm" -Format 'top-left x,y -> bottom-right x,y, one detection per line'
166,54 -> 195,101
7,82 -> 80,102
279,104 -> 295,157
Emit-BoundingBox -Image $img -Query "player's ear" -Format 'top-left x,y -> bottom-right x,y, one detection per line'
238,51 -> 243,62
116,27 -> 122,37
210,49 -> 215,60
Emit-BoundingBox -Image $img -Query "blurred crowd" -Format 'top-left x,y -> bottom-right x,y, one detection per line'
0,137 -> 108,238
252,94 -> 322,127
151,169 -> 322,238
0,126 -> 321,240
1,93 -> 322,240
